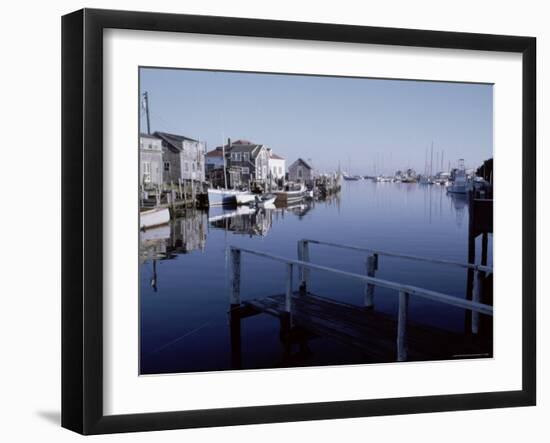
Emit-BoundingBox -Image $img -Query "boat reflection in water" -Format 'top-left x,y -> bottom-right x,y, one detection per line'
139,209 -> 208,263
208,205 -> 273,237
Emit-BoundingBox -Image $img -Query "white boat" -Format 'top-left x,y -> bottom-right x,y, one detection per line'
235,193 -> 257,205
208,188 -> 250,206
273,184 -> 306,205
140,207 -> 170,229
255,194 -> 277,208
447,159 -> 472,194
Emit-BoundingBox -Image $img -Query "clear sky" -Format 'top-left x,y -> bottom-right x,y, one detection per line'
139,68 -> 493,175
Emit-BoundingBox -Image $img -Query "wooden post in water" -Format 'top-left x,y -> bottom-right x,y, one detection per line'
285,263 -> 294,315
364,254 -> 378,308
229,247 -> 242,369
471,270 -> 482,335
397,290 -> 409,362
297,240 -> 310,294
229,248 -> 241,306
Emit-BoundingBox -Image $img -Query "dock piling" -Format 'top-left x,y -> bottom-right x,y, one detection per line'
397,290 -> 409,361
364,254 -> 377,308
285,264 -> 294,318
471,270 -> 482,335
297,240 -> 310,294
230,248 -> 241,306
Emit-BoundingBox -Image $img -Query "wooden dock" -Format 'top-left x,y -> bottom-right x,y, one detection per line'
228,241 -> 494,369
233,292 -> 491,363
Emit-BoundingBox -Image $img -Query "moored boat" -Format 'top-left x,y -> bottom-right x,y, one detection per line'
273,184 -> 306,205
255,194 -> 277,208
208,188 -> 250,206
235,193 -> 256,205
140,207 -> 170,230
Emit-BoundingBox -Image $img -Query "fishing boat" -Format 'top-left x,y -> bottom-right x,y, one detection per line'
447,159 -> 472,194
235,192 -> 256,205
255,194 -> 277,208
140,207 -> 170,230
273,183 -> 306,205
207,188 -> 250,206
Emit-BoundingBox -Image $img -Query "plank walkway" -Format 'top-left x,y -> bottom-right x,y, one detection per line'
239,292 -> 492,362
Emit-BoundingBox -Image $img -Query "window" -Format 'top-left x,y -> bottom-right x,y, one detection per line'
243,152 -> 249,162
232,152 -> 242,161
242,167 -> 249,175
184,162 -> 189,172
298,167 -> 303,178
148,143 -> 153,149
164,161 -> 170,172
279,166 -> 283,174
192,163 -> 196,171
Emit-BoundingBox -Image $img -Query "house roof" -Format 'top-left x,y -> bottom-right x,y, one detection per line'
154,131 -> 200,152
205,148 -> 224,158
290,158 -> 313,170
140,133 -> 161,140
229,144 -> 265,159
270,152 -> 284,160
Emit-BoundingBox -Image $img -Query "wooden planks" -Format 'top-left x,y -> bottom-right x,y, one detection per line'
241,292 -> 492,362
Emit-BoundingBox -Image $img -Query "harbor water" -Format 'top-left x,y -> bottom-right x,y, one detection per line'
140,180 -> 493,374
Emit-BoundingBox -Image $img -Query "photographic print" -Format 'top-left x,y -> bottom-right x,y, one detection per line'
138,68 -> 494,375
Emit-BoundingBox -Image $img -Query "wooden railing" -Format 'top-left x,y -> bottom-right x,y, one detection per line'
229,245 -> 493,362
298,239 -> 493,335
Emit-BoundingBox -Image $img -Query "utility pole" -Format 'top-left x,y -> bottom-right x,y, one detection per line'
143,92 -> 151,135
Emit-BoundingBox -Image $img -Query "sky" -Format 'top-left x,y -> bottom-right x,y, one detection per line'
139,68 -> 493,175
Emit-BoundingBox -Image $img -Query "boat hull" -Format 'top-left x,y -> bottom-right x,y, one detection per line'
140,207 -> 170,229
207,189 -> 248,206
235,193 -> 256,205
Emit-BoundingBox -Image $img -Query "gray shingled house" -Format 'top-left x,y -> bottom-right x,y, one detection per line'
154,131 -> 206,184
288,158 -> 314,183
139,133 -> 163,187
226,140 -> 270,188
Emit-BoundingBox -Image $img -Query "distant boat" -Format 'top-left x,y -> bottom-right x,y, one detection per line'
140,207 -> 170,230
208,188 -> 250,206
274,183 -> 306,205
343,174 -> 361,181
447,159 -> 472,194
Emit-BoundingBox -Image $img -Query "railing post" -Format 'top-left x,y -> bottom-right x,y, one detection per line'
364,253 -> 378,308
397,290 -> 409,362
297,240 -> 310,294
285,263 -> 293,312
285,263 -> 294,326
229,248 -> 241,306
471,270 -> 482,335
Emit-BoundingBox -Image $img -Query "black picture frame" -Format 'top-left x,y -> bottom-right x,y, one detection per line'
62,8 -> 536,435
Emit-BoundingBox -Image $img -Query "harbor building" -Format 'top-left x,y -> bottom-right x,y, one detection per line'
268,148 -> 286,180
154,131 -> 206,184
288,158 -> 314,184
139,133 -> 164,187
226,140 -> 270,188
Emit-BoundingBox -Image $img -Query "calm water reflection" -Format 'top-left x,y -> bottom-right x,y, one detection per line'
139,181 -> 492,374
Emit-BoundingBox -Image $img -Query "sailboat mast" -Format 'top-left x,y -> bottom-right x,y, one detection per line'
143,92 -> 151,135
221,134 -> 228,189
430,142 -> 434,177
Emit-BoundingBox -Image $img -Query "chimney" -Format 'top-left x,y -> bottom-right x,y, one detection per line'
227,138 -> 231,149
